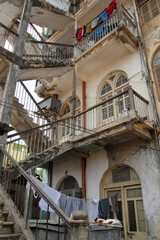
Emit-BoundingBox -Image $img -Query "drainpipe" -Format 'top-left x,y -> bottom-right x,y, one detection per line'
81,157 -> 86,199
82,81 -> 86,131
71,20 -> 77,135
82,81 -> 86,198
0,0 -> 33,176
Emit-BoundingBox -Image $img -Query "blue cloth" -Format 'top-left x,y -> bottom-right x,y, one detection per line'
95,27 -> 103,35
101,10 -> 108,22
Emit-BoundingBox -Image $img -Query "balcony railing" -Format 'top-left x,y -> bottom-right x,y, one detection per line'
74,87 -> 149,134
22,40 -> 74,65
76,6 -> 137,53
6,87 -> 149,164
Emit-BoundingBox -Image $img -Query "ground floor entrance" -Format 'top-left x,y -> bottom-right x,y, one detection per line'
102,165 -> 147,240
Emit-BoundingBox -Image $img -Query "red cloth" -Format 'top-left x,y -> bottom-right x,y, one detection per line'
111,0 -> 117,10
105,5 -> 113,16
77,27 -> 83,40
105,0 -> 117,16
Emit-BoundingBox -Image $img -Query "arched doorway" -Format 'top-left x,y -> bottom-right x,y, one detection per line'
100,165 -> 147,240
58,176 -> 82,198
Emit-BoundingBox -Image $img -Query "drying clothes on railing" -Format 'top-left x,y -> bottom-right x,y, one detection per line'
76,0 -> 117,41
43,0 -> 71,12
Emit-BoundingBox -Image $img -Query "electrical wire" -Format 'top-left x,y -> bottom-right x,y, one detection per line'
5,103 -> 160,153
0,99 -> 157,152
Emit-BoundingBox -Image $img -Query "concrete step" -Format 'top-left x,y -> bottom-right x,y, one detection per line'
0,233 -> 21,240
0,210 -> 9,221
0,221 -> 14,234
0,202 -> 4,210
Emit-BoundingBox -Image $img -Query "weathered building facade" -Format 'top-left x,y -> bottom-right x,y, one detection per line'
0,0 -> 160,240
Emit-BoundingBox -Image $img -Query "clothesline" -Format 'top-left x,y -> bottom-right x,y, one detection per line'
76,0 -> 117,41
27,175 -> 118,221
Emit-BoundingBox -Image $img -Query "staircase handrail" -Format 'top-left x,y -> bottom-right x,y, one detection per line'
25,39 -> 74,48
0,22 -> 19,37
0,145 -> 72,229
7,116 -> 72,139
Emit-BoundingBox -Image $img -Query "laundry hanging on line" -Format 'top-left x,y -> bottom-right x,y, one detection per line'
76,0 -> 117,41
28,175 -> 118,220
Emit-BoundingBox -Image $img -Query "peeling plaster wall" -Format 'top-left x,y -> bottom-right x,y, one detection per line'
106,141 -> 160,239
0,1 -> 23,26
50,140 -> 160,239
140,15 -> 160,118
51,157 -> 82,189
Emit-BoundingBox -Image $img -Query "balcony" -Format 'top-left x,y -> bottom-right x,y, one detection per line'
75,5 -> 138,75
6,87 -> 153,169
62,87 -> 152,147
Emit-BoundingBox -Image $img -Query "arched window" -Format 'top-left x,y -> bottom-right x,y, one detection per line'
99,72 -> 130,124
101,165 -> 146,238
63,105 -> 70,115
61,98 -> 81,137
116,75 -> 128,88
101,83 -> 112,96
58,176 -> 82,198
153,49 -> 160,99
76,99 -> 81,109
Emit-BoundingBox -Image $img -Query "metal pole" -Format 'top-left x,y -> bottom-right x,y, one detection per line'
0,0 -> 33,175
71,20 -> 77,135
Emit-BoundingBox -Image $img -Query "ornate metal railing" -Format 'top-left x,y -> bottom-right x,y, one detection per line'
23,40 -> 74,63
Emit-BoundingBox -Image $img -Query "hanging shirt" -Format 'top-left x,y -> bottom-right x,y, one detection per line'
89,199 -> 99,222
91,17 -> 98,29
39,185 -> 61,212
65,196 -> 73,217
83,25 -> 87,37
87,22 -> 92,34
97,14 -> 102,26
109,195 -> 118,212
98,198 -> 110,220
59,193 -> 67,212
77,27 -> 83,40
101,10 -> 108,22
72,198 -> 87,213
